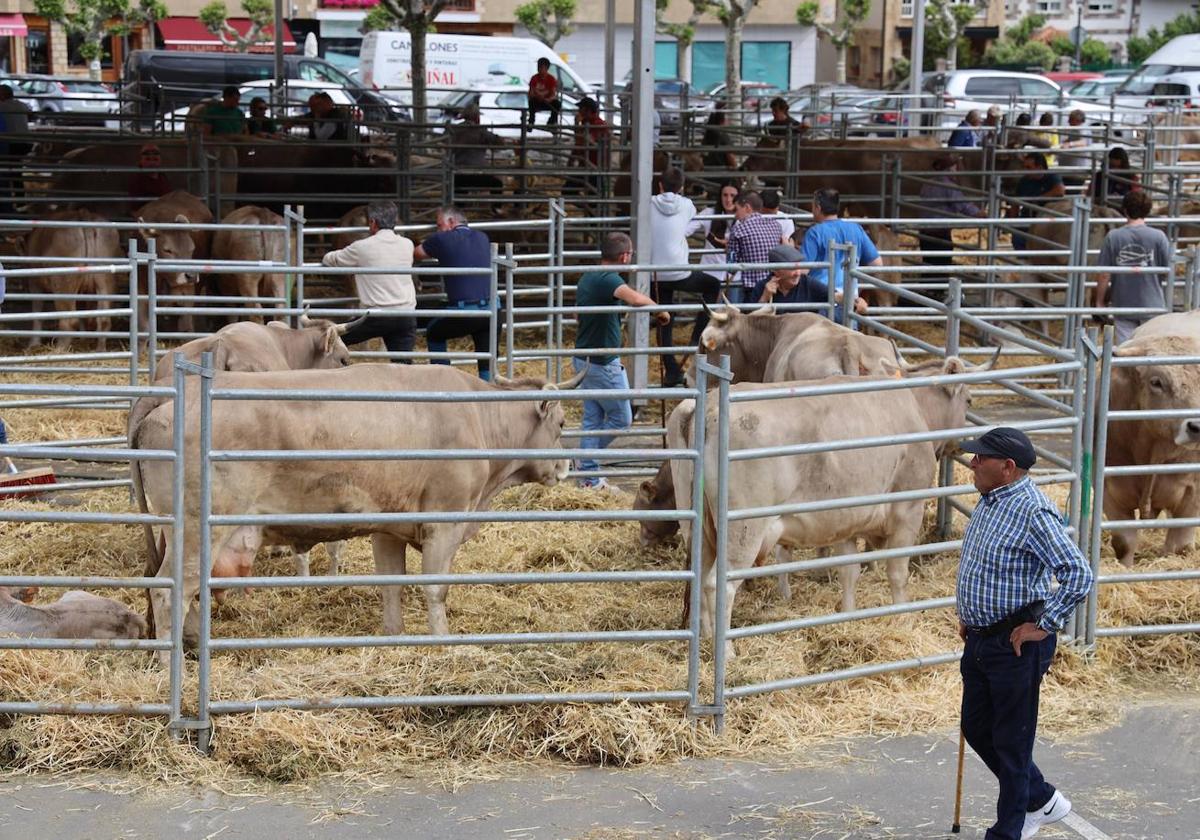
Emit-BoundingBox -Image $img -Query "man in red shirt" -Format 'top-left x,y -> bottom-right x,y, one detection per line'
527,57 -> 561,126
127,143 -> 172,207
571,97 -> 609,196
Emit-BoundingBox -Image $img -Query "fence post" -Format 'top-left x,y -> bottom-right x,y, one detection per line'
1072,328 -> 1097,643
710,354 -> 732,733
687,355 -> 709,718
1062,197 -> 1091,373
985,143 -> 1001,311
146,237 -> 158,384
290,205 -> 307,320
196,350 -> 216,755
1085,326 -> 1114,648
554,199 -> 566,382
488,242 -> 499,379
127,238 -> 140,389
168,354 -> 188,738
1189,248 -> 1200,311
1067,329 -> 1089,643
936,276 -> 962,539
504,242 -> 516,378
836,243 -> 857,329
888,155 -> 901,219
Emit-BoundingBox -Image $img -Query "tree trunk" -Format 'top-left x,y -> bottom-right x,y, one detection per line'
89,57 -> 102,81
947,36 -> 958,73
835,45 -> 847,84
410,21 -> 428,129
724,15 -> 743,114
678,40 -> 692,82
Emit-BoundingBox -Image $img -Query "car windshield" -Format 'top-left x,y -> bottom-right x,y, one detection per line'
63,82 -> 111,93
496,92 -> 527,109
439,90 -> 479,108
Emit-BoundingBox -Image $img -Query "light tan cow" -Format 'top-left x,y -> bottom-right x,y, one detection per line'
1017,199 -> 1123,305
1104,311 -> 1200,565
131,365 -> 585,659
135,190 -> 215,334
27,209 -> 123,350
680,355 -> 986,654
0,586 -> 146,640
210,205 -> 288,322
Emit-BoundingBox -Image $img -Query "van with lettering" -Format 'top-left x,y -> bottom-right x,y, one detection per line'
359,32 -> 591,106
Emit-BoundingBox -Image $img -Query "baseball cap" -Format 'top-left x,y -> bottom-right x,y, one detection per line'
959,427 -> 1036,470
768,244 -> 802,263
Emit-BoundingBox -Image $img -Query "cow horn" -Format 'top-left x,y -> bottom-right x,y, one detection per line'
888,340 -> 914,371
976,347 -> 1002,371
335,313 -> 370,334
299,305 -> 314,327
705,295 -> 730,325
555,365 -> 589,390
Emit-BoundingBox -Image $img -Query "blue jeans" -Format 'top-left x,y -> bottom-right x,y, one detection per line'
426,298 -> 492,380
961,630 -> 1058,840
572,357 -> 631,476
724,284 -> 756,305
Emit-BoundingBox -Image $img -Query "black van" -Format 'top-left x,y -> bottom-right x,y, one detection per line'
120,50 -> 405,126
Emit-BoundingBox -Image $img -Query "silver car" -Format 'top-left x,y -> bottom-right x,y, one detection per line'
12,75 -> 118,125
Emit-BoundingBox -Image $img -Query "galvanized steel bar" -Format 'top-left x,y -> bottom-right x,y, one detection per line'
712,355 -> 732,730
207,690 -> 690,716
1086,326 -> 1114,646
196,351 -> 215,754
726,652 -> 962,699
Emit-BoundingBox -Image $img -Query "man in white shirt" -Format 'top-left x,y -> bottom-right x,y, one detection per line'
761,189 -> 795,245
322,201 -> 417,361
650,166 -> 719,386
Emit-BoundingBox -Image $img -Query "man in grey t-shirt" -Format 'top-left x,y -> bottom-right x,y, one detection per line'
1095,191 -> 1172,343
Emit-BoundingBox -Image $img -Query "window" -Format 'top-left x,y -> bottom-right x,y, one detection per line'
1019,78 -> 1060,99
964,77 -> 1019,97
901,0 -> 913,17
1088,0 -> 1116,11
496,92 -> 527,109
67,32 -> 113,69
1005,0 -> 1020,16
654,41 -> 678,79
25,26 -> 49,75
299,60 -> 356,88
1034,0 -> 1063,13
692,41 -> 790,92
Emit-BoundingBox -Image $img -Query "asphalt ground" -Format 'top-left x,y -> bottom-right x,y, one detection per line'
0,695 -> 1194,840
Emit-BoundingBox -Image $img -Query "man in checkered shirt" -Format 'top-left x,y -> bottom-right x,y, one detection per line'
724,191 -> 780,304
956,427 -> 1094,840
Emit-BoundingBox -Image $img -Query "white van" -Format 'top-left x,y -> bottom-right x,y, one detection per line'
359,32 -> 592,105
1115,34 -> 1200,109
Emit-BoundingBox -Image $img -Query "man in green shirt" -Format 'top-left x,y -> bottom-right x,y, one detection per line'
202,86 -> 247,137
573,231 -> 669,490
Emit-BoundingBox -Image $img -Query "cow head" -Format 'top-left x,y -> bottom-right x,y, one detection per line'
139,213 -> 199,294
298,310 -> 355,367
1175,417 -> 1200,447
0,586 -> 38,604
692,295 -> 782,387
492,367 -> 588,486
890,350 -> 999,458
633,467 -> 681,548
1113,338 -> 1200,455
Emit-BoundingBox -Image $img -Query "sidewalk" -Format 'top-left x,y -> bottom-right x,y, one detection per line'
0,696 -> 1195,839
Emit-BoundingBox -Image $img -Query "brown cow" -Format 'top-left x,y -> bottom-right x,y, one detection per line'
27,209 -> 123,350
136,190 -> 214,334
211,205 -> 288,322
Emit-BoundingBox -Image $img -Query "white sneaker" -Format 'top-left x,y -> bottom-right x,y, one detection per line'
1021,790 -> 1071,839
578,477 -> 611,491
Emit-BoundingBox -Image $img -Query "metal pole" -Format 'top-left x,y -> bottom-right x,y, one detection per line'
168,356 -> 187,734
907,0 -> 926,136
196,350 -> 215,754
629,0 -> 656,396
1066,329 -> 1087,642
272,0 -> 285,96
687,357 -> 708,714
127,239 -> 139,389
295,205 -> 307,315
147,237 -> 157,384
283,204 -> 295,326
711,354 -> 731,732
504,242 -> 516,379
1086,326 -> 1114,647
604,0 -> 616,116
554,200 -> 565,381
488,243 -> 499,379
1072,328 -> 1097,642
937,276 -> 962,539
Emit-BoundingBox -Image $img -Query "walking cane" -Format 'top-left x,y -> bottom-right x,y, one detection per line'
952,726 -> 966,833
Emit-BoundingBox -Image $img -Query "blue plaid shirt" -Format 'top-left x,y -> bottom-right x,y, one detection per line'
726,213 -> 782,288
956,476 -> 1093,633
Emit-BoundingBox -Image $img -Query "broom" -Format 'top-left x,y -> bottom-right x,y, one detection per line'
0,458 -> 57,499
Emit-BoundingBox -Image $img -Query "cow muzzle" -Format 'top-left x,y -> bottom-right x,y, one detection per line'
1175,418 -> 1200,446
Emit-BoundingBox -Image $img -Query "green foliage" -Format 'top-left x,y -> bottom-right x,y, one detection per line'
1008,14 -> 1046,42
33,0 -> 164,62
199,0 -> 272,52
795,0 -> 870,47
1048,34 -> 1112,67
361,4 -> 396,32
983,14 -> 1056,70
1128,10 -> 1200,64
515,0 -> 576,47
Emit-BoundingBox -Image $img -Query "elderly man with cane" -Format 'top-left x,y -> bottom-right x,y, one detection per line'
954,427 -> 1093,839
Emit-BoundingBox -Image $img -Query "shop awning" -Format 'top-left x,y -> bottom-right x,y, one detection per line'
157,17 -> 297,54
0,14 -> 28,37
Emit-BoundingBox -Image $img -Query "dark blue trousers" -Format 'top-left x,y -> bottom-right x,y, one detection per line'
960,630 -> 1058,840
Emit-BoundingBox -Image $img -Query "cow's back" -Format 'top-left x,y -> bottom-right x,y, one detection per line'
766,317 -> 896,380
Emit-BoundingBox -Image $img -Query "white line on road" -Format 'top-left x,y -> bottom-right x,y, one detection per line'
1063,811 -> 1113,840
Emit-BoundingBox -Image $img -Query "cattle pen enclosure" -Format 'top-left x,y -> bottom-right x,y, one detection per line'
0,204 -> 1198,788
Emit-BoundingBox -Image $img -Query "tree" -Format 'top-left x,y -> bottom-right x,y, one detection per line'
925,0 -> 986,72
1049,34 -> 1111,68
198,0 -> 272,53
983,14 -> 1057,70
708,0 -> 760,109
515,0 -> 575,48
655,0 -> 715,81
1129,9 -> 1200,64
796,0 -> 871,85
361,0 -> 450,127
33,0 -> 165,80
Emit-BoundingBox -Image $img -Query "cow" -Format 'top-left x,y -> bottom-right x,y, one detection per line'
333,205 -> 370,251
0,587 -> 146,640
1103,311 -> 1200,565
210,205 -> 289,322
130,364 -> 585,660
135,190 -> 215,335
129,316 -> 358,627
26,209 -> 123,350
682,354 -> 988,654
1020,199 -> 1123,305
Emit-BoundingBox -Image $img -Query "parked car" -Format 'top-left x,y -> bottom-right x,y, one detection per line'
705,81 -> 783,118
164,79 -> 387,136
618,78 -> 709,129
787,88 -> 879,131
922,70 -> 1112,128
0,76 -> 36,111
429,85 -> 606,139
843,94 -> 912,136
10,75 -> 118,125
1066,76 -> 1128,102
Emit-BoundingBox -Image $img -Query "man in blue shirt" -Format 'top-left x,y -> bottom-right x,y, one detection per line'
947,109 -> 982,148
800,188 -> 879,322
955,427 -> 1094,840
414,206 -> 495,380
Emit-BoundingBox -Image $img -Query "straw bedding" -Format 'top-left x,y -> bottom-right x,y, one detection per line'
1,342 -> 1197,791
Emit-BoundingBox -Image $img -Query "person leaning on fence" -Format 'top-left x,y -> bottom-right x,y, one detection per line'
202,86 -> 247,137
1091,146 -> 1142,210
763,96 -> 805,142
795,187 -> 876,322
947,109 -> 983,149
648,167 -> 719,388
127,143 -> 172,205
447,103 -> 507,201
702,106 -> 738,170
247,97 -> 280,137
756,244 -> 809,306
322,201 -> 417,361
918,154 -> 982,294
1094,190 -> 1172,344
955,426 -> 1093,840
570,97 -> 610,195
573,231 -> 670,491
288,92 -> 352,142
527,57 -> 561,126
1056,110 -> 1091,188
413,206 -> 495,380
1033,113 -> 1059,167
724,191 -> 781,305
1007,153 -> 1065,251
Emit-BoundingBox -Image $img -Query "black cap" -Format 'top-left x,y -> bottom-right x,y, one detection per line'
768,244 -> 802,263
959,427 -> 1036,470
